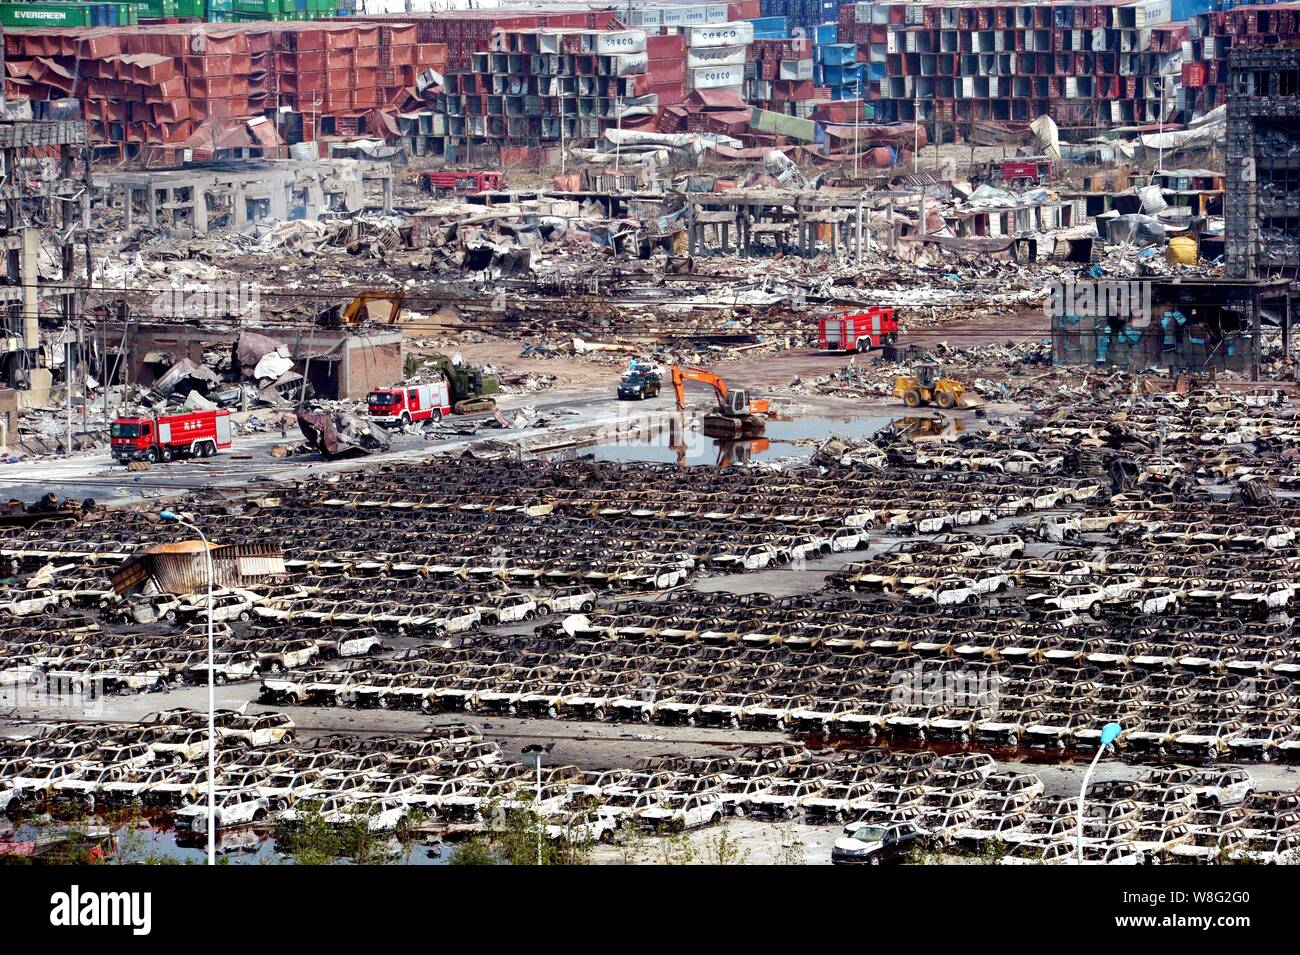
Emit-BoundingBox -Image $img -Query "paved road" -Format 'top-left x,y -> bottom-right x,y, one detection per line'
0,389 -> 632,506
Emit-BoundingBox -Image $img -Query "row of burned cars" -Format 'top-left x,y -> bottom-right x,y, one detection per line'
251,567 -> 1300,763
885,388 -> 1300,487
4,711 -> 1296,865
0,576 -> 603,698
1,457 -> 1096,592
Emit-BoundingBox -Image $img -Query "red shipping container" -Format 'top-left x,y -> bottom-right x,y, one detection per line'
727,1 -> 761,20
323,27 -> 358,50
647,33 -> 685,59
648,57 -> 685,83
186,54 -> 231,76
279,70 -> 324,94
415,43 -> 447,69
186,75 -> 234,99
283,50 -> 324,73
145,76 -> 186,103
1181,61 -> 1205,89
154,99 -> 191,124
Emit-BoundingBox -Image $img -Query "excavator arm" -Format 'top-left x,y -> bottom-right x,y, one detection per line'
670,366 -> 729,412
341,290 -> 406,326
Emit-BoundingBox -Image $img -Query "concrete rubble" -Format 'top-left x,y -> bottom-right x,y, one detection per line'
2,1 -> 1300,878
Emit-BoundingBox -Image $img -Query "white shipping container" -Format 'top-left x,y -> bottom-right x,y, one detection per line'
682,4 -> 728,26
779,58 -> 813,80
687,22 -> 754,47
688,64 -> 745,89
660,6 -> 687,27
612,52 -> 649,76
627,9 -> 661,28
1134,0 -> 1172,28
687,44 -> 748,69
596,31 -> 647,56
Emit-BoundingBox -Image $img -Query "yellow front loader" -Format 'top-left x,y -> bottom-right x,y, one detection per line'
892,363 -> 968,410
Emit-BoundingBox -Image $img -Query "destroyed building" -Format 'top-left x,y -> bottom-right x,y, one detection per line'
0,109 -> 89,444
1050,276 -> 1292,371
1226,43 -> 1300,280
95,157 -> 392,236
116,323 -> 403,403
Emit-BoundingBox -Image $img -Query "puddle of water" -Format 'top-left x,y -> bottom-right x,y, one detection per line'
582,414 -> 897,466
1,812 -> 451,866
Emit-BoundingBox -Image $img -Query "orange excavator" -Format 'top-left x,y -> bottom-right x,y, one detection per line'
670,365 -> 770,438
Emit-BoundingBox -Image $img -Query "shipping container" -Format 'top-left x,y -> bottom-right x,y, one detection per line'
687,22 -> 755,47
749,105 -> 815,140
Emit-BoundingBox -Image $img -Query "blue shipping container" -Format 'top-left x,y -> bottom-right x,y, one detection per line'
820,43 -> 858,66
1170,0 -> 1211,19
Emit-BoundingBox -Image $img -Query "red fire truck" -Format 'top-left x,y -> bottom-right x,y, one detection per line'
110,409 -> 232,464
367,382 -> 451,426
989,158 -> 1057,189
420,170 -> 504,196
818,308 -> 898,353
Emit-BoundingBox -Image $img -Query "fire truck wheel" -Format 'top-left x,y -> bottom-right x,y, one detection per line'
431,409 -> 443,423
400,412 -> 411,426
857,339 -> 871,352
160,448 -> 173,463
146,447 -> 159,464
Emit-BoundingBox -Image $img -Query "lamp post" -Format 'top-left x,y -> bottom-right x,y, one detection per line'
160,510 -> 215,866
613,94 -> 623,176
1076,722 -> 1122,865
853,78 -> 862,178
521,743 -> 552,865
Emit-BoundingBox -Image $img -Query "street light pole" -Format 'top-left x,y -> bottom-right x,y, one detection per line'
522,743 -> 548,865
160,510 -> 215,866
613,94 -> 623,176
853,78 -> 861,178
1076,722 -> 1122,865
